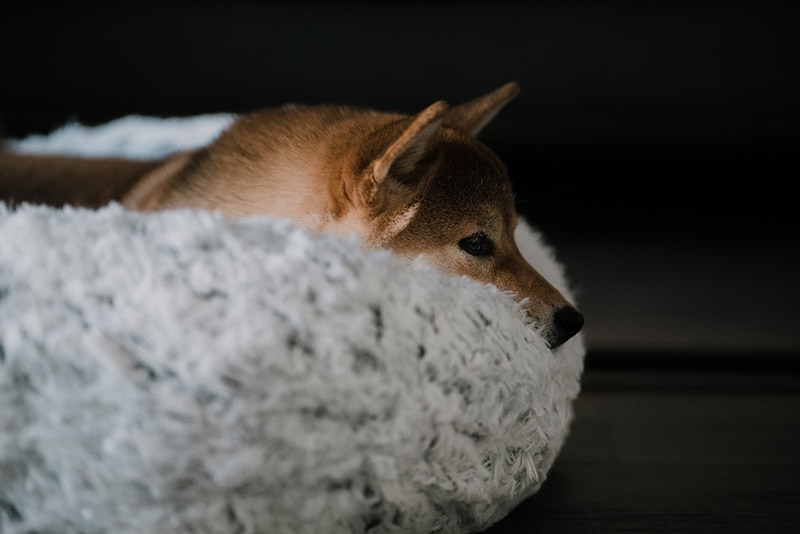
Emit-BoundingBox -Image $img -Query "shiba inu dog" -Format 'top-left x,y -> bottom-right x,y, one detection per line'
0,82 -> 583,348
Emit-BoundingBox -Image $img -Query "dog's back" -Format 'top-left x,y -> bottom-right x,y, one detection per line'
145,105 -> 400,220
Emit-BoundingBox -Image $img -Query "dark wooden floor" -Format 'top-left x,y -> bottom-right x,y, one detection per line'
483,360 -> 800,533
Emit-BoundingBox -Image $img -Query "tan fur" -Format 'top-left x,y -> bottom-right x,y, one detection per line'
0,83 -> 583,348
0,152 -> 160,208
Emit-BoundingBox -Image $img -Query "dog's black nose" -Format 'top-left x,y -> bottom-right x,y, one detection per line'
551,306 -> 584,348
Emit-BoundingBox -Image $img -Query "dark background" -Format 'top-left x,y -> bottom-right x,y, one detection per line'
4,1 -> 799,358
3,1 -> 800,531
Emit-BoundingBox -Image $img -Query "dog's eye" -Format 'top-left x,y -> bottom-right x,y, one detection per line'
458,232 -> 495,257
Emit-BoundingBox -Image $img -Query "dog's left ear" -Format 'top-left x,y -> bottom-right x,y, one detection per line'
367,100 -> 449,207
443,82 -> 520,137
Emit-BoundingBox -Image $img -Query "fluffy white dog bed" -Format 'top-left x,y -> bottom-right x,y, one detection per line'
0,116 -> 585,534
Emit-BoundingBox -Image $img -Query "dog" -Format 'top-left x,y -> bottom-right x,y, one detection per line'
0,82 -> 583,348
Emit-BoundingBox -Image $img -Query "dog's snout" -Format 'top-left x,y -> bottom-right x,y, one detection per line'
550,306 -> 584,349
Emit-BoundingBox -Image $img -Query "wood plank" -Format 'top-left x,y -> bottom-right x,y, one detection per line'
483,370 -> 800,533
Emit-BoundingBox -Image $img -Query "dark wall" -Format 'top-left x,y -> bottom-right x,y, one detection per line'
5,2 -> 798,116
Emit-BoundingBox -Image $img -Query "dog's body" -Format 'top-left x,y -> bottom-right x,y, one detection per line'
0,82 -> 583,347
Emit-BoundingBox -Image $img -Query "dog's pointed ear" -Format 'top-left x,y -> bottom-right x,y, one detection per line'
356,101 -> 448,244
371,100 -> 448,188
443,82 -> 520,137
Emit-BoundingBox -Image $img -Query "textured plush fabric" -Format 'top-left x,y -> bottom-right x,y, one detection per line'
0,117 -> 585,533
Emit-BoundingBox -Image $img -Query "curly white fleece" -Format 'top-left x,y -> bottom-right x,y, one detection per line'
0,117 -> 584,534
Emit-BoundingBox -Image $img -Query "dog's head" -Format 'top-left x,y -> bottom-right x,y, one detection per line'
343,82 -> 583,349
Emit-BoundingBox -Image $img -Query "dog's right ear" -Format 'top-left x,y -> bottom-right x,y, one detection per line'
363,100 -> 449,209
443,82 -> 520,137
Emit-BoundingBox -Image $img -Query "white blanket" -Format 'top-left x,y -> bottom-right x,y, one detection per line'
0,116 -> 585,534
